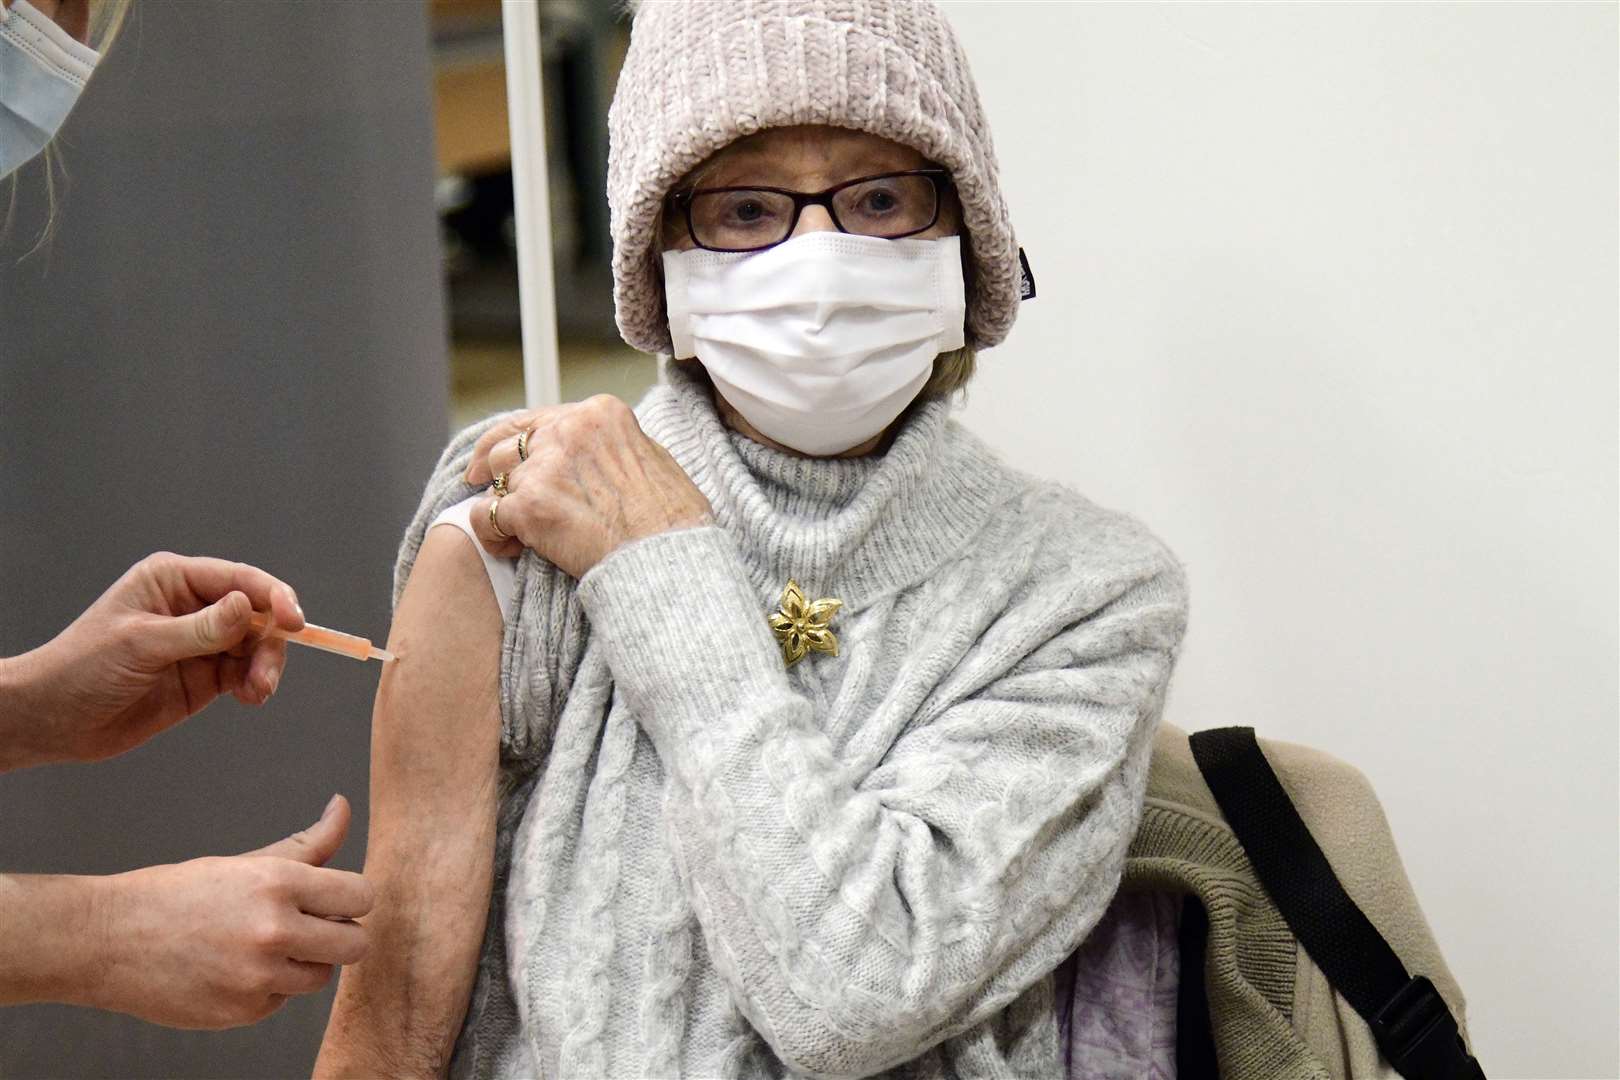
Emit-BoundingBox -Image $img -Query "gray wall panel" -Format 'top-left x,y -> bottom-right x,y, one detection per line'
0,1 -> 449,1074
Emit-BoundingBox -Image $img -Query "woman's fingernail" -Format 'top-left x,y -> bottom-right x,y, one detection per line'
322,793 -> 342,819
266,669 -> 281,696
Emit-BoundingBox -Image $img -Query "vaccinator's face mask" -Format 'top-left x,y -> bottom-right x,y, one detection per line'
0,0 -> 99,179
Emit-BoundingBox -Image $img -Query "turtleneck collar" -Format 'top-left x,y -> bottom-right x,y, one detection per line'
724,418 -> 886,517
637,361 -> 1015,611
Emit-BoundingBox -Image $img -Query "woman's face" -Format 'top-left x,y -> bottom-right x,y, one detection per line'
661,125 -> 961,252
659,125 -> 964,460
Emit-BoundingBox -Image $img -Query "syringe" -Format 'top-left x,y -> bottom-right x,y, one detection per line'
247,611 -> 396,663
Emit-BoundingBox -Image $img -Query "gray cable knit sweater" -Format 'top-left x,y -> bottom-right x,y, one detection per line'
392,364 -> 1189,1079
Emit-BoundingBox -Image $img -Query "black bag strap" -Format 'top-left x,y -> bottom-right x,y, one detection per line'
1176,897 -> 1221,1078
1188,726 -> 1485,1080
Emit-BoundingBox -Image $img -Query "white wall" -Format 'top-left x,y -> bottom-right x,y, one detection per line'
945,3 -> 1617,1077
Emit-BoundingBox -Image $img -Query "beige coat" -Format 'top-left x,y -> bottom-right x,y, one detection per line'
1124,723 -> 1476,1080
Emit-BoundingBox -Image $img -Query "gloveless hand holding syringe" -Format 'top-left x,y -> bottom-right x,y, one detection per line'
247,611 -> 395,663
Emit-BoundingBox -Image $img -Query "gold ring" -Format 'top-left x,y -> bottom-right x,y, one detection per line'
488,495 -> 511,540
517,429 -> 531,462
492,471 -> 509,498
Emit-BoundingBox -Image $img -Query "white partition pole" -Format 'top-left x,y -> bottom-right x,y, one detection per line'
501,0 -> 561,407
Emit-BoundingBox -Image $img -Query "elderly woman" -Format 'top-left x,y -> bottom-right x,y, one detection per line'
316,3 -> 1188,1077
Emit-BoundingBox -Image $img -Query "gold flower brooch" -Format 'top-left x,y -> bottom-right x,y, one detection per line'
768,580 -> 842,667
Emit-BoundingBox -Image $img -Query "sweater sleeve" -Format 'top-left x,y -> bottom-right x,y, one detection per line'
576,523 -> 1189,1079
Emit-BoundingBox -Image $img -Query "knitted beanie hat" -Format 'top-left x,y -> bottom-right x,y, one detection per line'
607,0 -> 1021,354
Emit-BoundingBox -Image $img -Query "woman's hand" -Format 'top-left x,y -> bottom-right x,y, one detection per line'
462,407 -> 559,488
466,395 -> 713,578
0,553 -> 305,772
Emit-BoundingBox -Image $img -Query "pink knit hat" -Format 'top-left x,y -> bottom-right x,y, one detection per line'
607,0 -> 1022,354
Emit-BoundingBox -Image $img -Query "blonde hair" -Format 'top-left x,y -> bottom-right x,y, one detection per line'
922,344 -> 976,399
87,0 -> 133,51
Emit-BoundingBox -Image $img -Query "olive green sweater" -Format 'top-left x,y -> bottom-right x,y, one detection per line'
1128,722 -> 1476,1080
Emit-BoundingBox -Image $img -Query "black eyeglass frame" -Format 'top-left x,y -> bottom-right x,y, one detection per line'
667,168 -> 954,253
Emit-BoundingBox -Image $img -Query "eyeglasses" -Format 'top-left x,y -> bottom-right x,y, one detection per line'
668,169 -> 952,253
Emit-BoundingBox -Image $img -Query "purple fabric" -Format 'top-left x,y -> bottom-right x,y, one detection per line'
1055,890 -> 1183,1080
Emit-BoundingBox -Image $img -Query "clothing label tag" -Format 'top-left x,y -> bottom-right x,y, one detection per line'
1018,247 -> 1036,301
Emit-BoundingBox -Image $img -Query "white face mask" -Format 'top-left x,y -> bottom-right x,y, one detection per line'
663,232 -> 967,457
0,0 -> 99,179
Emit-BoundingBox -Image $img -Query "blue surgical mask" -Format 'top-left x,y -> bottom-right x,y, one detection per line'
0,0 -> 100,179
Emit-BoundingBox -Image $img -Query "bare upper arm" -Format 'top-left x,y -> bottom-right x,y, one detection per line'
371,524 -> 503,809
316,525 -> 504,1076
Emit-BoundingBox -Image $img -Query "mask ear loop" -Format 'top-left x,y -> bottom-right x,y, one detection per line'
929,208 -> 977,398
953,199 -> 975,352
652,205 -> 702,383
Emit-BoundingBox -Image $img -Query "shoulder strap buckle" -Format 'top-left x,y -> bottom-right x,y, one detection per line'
1371,976 -> 1485,1080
